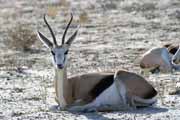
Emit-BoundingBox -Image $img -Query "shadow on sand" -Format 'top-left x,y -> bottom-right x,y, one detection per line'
69,107 -> 168,120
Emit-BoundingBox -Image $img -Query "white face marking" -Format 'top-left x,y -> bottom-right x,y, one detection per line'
51,47 -> 68,69
172,47 -> 180,64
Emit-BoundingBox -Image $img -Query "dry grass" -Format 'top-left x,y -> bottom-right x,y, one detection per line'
4,23 -> 38,52
122,2 -> 156,12
1,0 -> 180,119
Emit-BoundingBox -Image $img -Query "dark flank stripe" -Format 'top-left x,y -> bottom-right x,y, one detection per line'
164,43 -> 178,55
89,75 -> 114,100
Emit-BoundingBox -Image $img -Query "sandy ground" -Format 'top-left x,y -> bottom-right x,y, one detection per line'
0,0 -> 180,119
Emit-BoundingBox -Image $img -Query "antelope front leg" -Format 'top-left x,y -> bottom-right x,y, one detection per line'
68,102 -> 132,112
49,97 -> 67,112
49,104 -> 66,112
68,103 -> 97,112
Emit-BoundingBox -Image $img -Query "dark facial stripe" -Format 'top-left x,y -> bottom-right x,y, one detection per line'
53,55 -> 56,63
63,51 -> 68,63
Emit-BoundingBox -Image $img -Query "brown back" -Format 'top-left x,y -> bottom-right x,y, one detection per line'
68,72 -> 114,103
164,43 -> 179,55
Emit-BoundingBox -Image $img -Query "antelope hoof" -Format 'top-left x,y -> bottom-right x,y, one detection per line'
83,107 -> 97,113
49,105 -> 64,112
68,106 -> 84,112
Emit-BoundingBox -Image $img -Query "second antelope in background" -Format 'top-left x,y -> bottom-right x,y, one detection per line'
140,44 -> 180,73
37,13 -> 157,112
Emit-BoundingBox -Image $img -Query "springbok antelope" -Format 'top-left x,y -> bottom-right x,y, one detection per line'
165,44 -> 180,64
140,44 -> 180,73
37,14 -> 157,112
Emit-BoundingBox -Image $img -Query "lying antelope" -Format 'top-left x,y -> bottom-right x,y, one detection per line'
140,44 -> 180,73
37,14 -> 157,112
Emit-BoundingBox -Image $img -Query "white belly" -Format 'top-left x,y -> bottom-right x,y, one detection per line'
90,82 -> 125,107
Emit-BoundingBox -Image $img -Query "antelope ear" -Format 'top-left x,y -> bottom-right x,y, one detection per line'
37,31 -> 53,49
65,28 -> 79,46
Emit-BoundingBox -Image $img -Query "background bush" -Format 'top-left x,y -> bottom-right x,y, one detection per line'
5,23 -> 38,52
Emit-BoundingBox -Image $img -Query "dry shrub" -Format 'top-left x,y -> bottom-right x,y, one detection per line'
0,53 -> 36,70
5,23 -> 37,52
79,11 -> 89,24
47,6 -> 59,17
47,0 -> 70,17
50,0 -> 69,7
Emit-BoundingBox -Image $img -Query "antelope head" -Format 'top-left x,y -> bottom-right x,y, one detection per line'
172,44 -> 180,64
37,14 -> 79,69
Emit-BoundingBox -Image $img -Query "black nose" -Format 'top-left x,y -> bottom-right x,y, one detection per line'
57,64 -> 63,69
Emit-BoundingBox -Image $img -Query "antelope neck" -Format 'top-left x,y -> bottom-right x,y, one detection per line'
55,67 -> 68,107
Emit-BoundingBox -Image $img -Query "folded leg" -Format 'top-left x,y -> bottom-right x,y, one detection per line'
129,95 -> 157,108
68,79 -> 130,112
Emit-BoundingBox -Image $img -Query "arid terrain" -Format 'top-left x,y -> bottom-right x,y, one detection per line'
0,0 -> 180,119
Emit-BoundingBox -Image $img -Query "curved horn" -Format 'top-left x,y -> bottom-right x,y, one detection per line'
62,13 -> 73,45
43,14 -> 57,46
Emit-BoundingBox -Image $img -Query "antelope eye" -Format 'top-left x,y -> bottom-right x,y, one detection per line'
65,50 -> 69,55
51,51 -> 55,55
